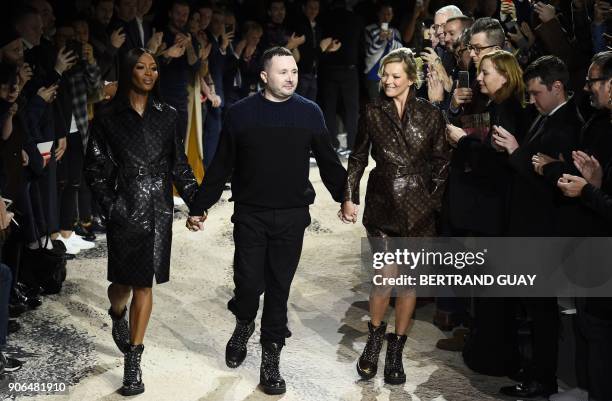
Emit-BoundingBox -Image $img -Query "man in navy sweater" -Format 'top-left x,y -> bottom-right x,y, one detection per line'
188,46 -> 346,395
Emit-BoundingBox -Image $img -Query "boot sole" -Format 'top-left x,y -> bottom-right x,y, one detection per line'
120,384 -> 145,396
259,383 -> 286,395
384,376 -> 406,385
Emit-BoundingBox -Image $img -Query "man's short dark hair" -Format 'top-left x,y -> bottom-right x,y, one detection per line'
268,0 -> 285,10
524,55 -> 569,91
261,46 -> 293,69
470,17 -> 504,47
592,51 -> 612,79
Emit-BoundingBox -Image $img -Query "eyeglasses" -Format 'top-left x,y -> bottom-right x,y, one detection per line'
432,23 -> 446,31
467,44 -> 497,55
585,76 -> 609,88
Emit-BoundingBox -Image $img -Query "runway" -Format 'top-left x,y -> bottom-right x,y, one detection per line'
3,165 -> 516,401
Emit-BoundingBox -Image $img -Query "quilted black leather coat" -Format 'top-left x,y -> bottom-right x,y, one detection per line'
85,97 -> 198,287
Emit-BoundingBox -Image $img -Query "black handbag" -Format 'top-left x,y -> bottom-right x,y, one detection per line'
20,234 -> 67,295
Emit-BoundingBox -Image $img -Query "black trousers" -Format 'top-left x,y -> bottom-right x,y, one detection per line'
228,204 -> 310,345
318,66 -> 359,150
58,132 -> 84,231
510,298 -> 559,386
575,297 -> 612,400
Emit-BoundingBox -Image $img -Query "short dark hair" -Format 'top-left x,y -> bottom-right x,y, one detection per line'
524,55 -> 569,91
261,46 -> 293,69
170,0 -> 190,10
592,51 -> 612,79
470,17 -> 504,47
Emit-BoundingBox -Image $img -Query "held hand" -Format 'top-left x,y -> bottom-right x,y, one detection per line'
186,214 -> 207,231
492,125 -> 519,154
557,174 -> 588,197
573,150 -> 603,188
338,200 -> 358,223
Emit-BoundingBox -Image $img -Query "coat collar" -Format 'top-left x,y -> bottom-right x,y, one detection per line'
114,95 -> 164,114
372,88 -> 417,129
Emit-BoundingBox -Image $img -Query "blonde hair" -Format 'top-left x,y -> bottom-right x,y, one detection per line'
378,48 -> 422,89
479,50 -> 525,104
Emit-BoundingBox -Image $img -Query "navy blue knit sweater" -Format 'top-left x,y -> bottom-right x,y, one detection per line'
190,92 -> 347,214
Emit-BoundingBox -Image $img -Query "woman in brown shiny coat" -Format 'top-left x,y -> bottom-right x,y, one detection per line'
340,48 -> 450,384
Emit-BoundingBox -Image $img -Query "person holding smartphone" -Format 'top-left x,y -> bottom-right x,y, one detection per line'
363,3 -> 404,101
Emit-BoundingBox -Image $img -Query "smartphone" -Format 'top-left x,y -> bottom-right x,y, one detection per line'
458,71 -> 470,88
65,40 -> 83,59
422,38 -> 433,49
381,22 -> 389,31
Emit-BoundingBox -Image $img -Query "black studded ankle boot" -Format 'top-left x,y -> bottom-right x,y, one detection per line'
109,306 -> 129,354
356,321 -> 387,379
384,333 -> 407,384
259,342 -> 286,395
226,318 -> 255,368
121,344 -> 144,396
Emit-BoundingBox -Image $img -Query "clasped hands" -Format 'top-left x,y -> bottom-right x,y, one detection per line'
186,213 -> 207,232
338,200 -> 359,224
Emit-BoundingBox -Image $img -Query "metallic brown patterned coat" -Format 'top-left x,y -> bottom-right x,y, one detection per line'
344,93 -> 450,237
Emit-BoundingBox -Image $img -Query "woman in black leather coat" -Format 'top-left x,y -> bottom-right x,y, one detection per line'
85,48 -> 199,396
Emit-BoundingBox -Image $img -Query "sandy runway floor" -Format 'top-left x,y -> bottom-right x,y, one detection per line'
2,163 -> 515,401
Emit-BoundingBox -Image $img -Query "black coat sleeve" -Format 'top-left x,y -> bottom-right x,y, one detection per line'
581,184 -> 612,224
84,117 -> 117,217
171,113 -> 199,210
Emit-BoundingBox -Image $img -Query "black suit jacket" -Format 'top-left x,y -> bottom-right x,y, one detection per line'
542,110 -> 612,236
507,99 -> 582,235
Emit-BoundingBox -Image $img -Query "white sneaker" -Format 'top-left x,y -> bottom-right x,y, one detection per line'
549,388 -> 588,401
56,235 -> 81,255
69,232 -> 95,250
